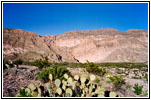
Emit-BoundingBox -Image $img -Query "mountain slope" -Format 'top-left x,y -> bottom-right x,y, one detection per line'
3,28 -> 77,62
3,28 -> 148,63
54,28 -> 148,62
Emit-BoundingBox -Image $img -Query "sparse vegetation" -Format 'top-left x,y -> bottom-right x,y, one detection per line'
3,61 -> 148,97
15,73 -> 118,97
99,62 -> 147,69
144,74 -> 148,81
95,77 -> 100,84
14,59 -> 23,65
86,61 -> 107,76
16,88 -> 32,97
37,68 -> 51,82
142,90 -> 148,96
34,56 -> 50,69
38,66 -> 71,82
133,83 -> 143,95
109,75 -> 125,89
126,84 -> 132,90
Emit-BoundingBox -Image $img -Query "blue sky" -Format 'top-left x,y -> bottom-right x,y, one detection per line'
3,3 -> 148,36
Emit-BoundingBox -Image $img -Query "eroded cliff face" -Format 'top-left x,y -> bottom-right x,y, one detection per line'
3,28 -> 148,63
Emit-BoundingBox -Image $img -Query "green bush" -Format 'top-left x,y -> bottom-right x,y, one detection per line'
14,59 -> 23,65
34,56 -> 50,69
37,68 -> 51,82
109,75 -> 125,89
38,66 -> 71,82
86,61 -> 106,76
133,83 -> 143,95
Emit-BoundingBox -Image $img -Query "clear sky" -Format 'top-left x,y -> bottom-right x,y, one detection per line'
3,3 -> 148,36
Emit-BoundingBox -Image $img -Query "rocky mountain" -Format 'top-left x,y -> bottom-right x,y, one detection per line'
3,28 -> 148,63
3,28 -> 77,62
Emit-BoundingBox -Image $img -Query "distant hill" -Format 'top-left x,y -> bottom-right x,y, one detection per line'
3,28 -> 148,63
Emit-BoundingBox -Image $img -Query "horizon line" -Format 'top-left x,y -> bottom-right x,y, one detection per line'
3,27 -> 148,36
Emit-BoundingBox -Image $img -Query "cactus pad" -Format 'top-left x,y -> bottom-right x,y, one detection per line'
71,82 -> 76,89
80,75 -> 86,83
5,64 -> 9,68
25,88 -> 31,94
98,94 -> 105,97
65,88 -> 72,97
28,84 -> 36,91
49,74 -> 53,81
56,88 -> 62,95
31,91 -> 38,97
62,84 -> 66,90
109,92 -> 116,97
67,77 -> 73,84
64,74 -> 68,79
74,75 -> 79,80
45,83 -> 52,89
62,80 -> 67,86
55,79 -> 61,87
90,75 -> 96,81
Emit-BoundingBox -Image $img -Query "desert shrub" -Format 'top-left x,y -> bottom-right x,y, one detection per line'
142,90 -> 148,96
9,94 -> 15,97
50,62 -> 86,68
50,66 -> 72,80
34,56 -> 50,69
144,74 -> 148,81
14,59 -> 23,65
86,61 -> 106,76
109,75 -> 125,89
126,84 -> 132,90
133,83 -> 143,95
95,77 -> 100,84
99,62 -> 147,69
37,68 -> 51,82
38,66 -> 71,82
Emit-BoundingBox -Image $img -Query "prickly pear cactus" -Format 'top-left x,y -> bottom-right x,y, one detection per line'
16,73 -> 118,97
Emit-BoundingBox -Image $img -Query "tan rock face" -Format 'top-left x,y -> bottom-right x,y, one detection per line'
54,28 -> 148,63
3,28 -> 148,63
